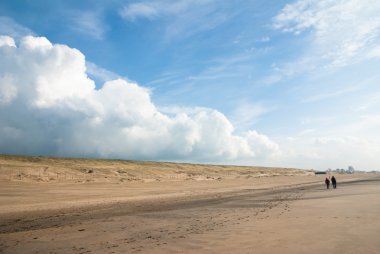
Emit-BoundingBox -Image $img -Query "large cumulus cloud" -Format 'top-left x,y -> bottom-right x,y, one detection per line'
0,35 -> 280,163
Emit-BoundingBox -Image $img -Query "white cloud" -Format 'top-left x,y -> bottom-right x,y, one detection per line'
0,35 -> 281,164
0,74 -> 17,105
245,131 -> 281,159
0,35 -> 16,47
273,0 -> 380,67
21,35 -> 53,50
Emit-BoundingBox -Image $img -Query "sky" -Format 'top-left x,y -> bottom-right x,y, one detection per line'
1,0 -> 380,171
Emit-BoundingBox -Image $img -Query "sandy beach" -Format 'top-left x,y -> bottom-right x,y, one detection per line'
0,155 -> 379,254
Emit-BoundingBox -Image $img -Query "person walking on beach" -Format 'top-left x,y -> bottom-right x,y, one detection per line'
331,176 -> 337,189
325,177 -> 330,189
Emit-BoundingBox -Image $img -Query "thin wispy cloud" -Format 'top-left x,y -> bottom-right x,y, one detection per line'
120,2 -> 160,21
86,62 -> 120,86
352,92 -> 380,113
230,101 -> 275,132
273,0 -> 380,67
302,84 -> 361,103
188,53 -> 255,81
68,10 -> 108,39
120,0 -> 211,21
120,0 -> 232,41
0,16 -> 34,39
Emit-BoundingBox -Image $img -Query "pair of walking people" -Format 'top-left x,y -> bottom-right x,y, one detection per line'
325,176 -> 337,189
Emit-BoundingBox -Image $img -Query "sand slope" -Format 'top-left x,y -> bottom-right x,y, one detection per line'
0,155 -> 309,183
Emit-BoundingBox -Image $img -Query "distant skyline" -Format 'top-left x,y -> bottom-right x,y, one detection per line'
1,0 -> 380,171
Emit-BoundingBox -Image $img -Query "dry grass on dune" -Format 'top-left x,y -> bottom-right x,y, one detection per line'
0,154 -> 310,183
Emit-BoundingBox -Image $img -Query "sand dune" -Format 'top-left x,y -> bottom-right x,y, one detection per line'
0,155 -> 310,183
0,155 -> 379,253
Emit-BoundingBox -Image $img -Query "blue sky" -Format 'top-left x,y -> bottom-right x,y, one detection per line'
1,0 -> 380,171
